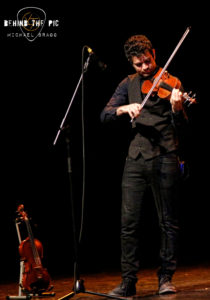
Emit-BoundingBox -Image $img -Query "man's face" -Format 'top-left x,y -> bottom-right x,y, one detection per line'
132,49 -> 157,77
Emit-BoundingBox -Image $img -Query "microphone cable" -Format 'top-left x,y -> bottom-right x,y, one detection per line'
73,46 -> 88,287
78,45 -> 87,245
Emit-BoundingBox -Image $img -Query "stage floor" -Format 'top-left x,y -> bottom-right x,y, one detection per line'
2,263 -> 210,300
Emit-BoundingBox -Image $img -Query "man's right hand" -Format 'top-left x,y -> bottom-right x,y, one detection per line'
116,103 -> 142,120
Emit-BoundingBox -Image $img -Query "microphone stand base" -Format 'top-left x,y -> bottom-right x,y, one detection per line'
58,279 -> 129,300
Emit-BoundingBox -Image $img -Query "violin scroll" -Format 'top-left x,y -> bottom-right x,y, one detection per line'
182,91 -> 196,107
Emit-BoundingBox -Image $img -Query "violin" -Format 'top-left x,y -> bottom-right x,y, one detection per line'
141,67 -> 196,105
17,204 -> 51,294
137,27 -> 196,112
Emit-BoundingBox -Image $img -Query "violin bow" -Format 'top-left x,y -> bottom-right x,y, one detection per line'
140,26 -> 191,109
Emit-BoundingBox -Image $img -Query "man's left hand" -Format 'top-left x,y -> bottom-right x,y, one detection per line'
170,88 -> 183,112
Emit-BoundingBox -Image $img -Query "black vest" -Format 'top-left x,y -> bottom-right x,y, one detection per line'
127,73 -> 178,160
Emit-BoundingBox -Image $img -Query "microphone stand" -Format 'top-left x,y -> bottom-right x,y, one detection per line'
53,49 -> 126,300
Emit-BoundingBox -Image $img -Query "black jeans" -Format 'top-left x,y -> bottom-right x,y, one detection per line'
121,152 -> 180,282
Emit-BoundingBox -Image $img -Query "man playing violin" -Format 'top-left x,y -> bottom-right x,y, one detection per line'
100,34 -> 188,297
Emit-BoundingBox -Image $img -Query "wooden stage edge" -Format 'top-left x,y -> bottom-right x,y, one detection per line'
2,263 -> 210,300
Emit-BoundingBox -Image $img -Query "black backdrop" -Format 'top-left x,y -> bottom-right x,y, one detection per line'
1,2 -> 209,283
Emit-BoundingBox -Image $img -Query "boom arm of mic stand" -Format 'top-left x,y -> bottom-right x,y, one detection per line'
53,55 -> 91,146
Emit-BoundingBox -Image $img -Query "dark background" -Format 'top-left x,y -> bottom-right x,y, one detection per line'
1,2 -> 209,283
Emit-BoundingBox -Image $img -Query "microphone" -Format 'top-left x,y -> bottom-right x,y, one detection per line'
86,46 -> 107,71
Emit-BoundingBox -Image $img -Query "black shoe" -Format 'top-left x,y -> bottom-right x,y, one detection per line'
108,278 -> 136,297
158,275 -> 177,295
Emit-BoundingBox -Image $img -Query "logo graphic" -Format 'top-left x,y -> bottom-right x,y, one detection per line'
3,7 -> 60,41
17,7 -> 46,42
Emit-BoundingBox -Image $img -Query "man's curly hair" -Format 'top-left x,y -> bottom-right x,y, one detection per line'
124,35 -> 153,63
